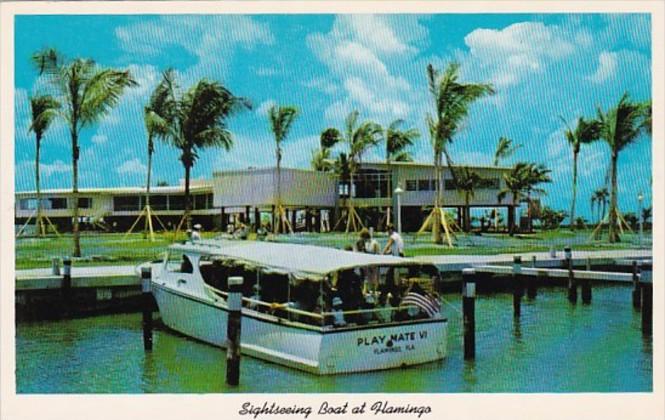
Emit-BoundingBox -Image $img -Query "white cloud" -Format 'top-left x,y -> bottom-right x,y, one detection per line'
91,134 -> 108,145
41,160 -> 71,177
587,51 -> 618,84
256,99 -> 277,117
306,15 -> 422,124
463,22 -> 576,88
117,158 -> 147,175
115,16 -> 274,82
302,78 -> 339,95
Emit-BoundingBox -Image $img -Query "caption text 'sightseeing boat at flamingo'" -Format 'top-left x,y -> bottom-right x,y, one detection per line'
150,239 -> 447,375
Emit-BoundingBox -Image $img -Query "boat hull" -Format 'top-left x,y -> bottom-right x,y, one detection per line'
152,283 -> 447,375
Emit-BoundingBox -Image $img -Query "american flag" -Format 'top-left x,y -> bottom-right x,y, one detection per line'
401,292 -> 441,318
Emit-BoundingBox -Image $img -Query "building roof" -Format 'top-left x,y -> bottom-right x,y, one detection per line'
171,239 -> 424,281
16,184 -> 213,197
361,161 -> 514,171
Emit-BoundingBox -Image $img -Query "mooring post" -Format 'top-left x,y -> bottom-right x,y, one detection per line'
226,276 -> 244,386
581,276 -> 592,305
565,247 -> 577,304
462,268 -> 476,360
141,266 -> 153,351
531,255 -> 536,268
52,257 -> 61,276
585,257 -> 591,271
631,260 -> 641,309
512,256 -> 523,318
640,265 -> 652,336
61,257 -> 72,316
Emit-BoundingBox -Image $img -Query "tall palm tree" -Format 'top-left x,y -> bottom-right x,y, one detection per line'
385,119 -> 419,226
32,48 -> 136,256
151,69 -> 251,232
591,187 -> 609,225
454,167 -> 481,232
493,136 -> 521,231
596,93 -> 650,242
425,62 -> 495,244
560,116 -> 601,230
29,95 -> 61,237
268,105 -> 299,233
323,111 -> 382,232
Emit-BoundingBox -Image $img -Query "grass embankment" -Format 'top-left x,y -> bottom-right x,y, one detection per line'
15,229 -> 650,270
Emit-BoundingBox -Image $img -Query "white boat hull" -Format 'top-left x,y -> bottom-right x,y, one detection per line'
152,283 -> 448,375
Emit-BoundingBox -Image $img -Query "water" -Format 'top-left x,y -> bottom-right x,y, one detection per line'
16,284 -> 652,393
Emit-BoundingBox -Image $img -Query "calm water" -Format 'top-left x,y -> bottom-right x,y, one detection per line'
16,284 -> 652,393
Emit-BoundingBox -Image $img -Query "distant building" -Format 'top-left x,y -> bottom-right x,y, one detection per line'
15,161 -> 516,233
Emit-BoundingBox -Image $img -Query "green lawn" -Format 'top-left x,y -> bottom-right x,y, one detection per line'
14,229 -> 651,270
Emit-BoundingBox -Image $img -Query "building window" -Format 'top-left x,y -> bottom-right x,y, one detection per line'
477,178 -> 500,189
444,179 -> 457,190
193,194 -> 210,210
169,195 -> 186,210
48,197 -> 68,209
338,183 -> 350,198
405,180 -> 417,191
78,197 -> 92,208
113,196 -> 140,211
19,199 -> 37,210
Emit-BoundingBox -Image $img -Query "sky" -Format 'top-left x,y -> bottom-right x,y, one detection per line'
14,13 -> 652,220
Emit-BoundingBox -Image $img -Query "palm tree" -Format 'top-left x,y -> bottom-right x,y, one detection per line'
493,136 -> 521,231
596,93 -> 650,242
268,105 -> 299,233
560,116 -> 601,230
523,163 -> 552,231
32,48 -> 137,256
454,167 -> 481,232
135,81 -> 172,240
425,62 -> 495,244
384,119 -> 419,227
29,95 -> 61,237
311,128 -> 340,172
151,69 -> 251,232
323,111 -> 382,232
498,162 -> 530,236
591,187 -> 609,225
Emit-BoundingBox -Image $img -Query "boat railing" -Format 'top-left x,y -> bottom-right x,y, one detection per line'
203,284 -> 434,327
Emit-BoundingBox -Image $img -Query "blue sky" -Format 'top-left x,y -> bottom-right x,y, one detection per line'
14,13 -> 652,220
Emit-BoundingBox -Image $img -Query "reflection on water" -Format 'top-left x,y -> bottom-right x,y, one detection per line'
16,284 -> 652,393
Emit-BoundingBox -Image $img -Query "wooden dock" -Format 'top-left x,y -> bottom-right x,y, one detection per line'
414,248 -> 652,272
16,265 -> 141,290
473,265 -> 646,283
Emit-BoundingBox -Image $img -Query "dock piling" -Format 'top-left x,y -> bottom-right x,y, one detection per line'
61,258 -> 72,316
585,257 -> 591,271
462,268 -> 476,360
640,266 -> 652,336
52,257 -> 61,276
631,261 -> 641,309
565,247 -> 577,304
226,276 -> 244,386
141,266 -> 153,351
531,255 -> 536,268
512,256 -> 523,318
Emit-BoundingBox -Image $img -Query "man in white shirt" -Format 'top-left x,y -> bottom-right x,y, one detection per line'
382,224 -> 404,257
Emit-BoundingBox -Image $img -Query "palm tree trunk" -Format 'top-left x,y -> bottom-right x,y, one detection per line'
275,152 -> 282,234
508,193 -> 517,236
527,191 -> 532,232
72,130 -> 81,257
433,154 -> 442,244
464,194 -> 471,232
35,136 -> 43,236
608,152 -> 619,242
144,143 -> 152,236
184,163 -> 192,231
570,151 -> 578,230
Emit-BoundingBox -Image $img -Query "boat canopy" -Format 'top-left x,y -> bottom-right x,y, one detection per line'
169,239 -> 423,281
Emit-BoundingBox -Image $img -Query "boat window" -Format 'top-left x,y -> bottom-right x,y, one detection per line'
165,252 -> 194,274
198,256 -> 260,295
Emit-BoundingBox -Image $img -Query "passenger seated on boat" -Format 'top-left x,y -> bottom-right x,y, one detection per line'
336,269 -> 364,323
180,255 -> 193,273
359,293 -> 377,324
248,284 -> 262,311
331,297 -> 347,327
376,293 -> 394,323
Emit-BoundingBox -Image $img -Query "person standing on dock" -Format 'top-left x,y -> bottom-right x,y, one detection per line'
383,224 -> 405,257
191,224 -> 202,241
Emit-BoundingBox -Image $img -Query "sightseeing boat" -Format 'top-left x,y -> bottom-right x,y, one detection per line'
150,239 -> 447,375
